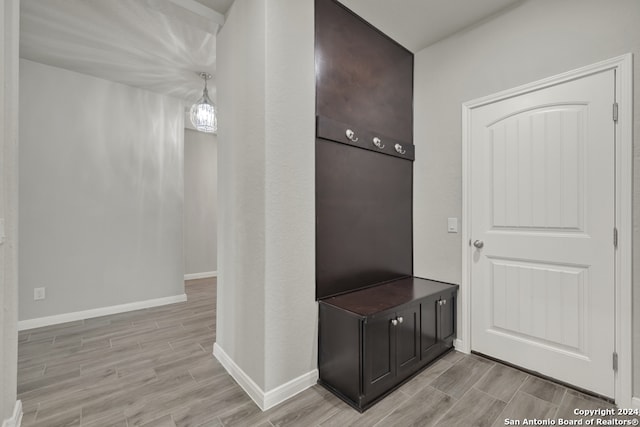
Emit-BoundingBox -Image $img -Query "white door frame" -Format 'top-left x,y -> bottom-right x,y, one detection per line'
460,54 -> 633,407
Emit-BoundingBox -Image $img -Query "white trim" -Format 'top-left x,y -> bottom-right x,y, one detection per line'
213,343 -> 264,409
453,339 -> 467,353
632,397 -> 640,410
461,54 -> 633,406
213,342 -> 318,411
18,294 -> 187,331
184,271 -> 217,281
263,368 -> 319,410
613,53 -> 634,410
2,400 -> 22,427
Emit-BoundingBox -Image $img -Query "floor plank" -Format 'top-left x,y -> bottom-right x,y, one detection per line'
17,277 -> 621,427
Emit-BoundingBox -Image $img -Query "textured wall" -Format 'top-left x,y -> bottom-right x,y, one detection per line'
412,0 -> 640,400
263,0 -> 316,391
19,59 -> 185,321
184,129 -> 217,276
216,0 -> 316,393
216,0 -> 268,388
1,0 -> 20,422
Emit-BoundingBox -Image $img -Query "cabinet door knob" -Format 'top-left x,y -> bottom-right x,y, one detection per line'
397,316 -> 403,324
391,319 -> 398,326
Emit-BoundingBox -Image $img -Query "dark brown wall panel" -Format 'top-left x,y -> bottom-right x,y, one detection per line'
315,0 -> 414,143
316,139 -> 412,299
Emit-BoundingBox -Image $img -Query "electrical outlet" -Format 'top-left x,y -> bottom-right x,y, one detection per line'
34,287 -> 46,301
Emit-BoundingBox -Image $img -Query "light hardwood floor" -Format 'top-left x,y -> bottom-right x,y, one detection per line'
18,278 -> 629,427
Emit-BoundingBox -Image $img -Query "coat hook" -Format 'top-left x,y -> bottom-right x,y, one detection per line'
345,129 -> 358,142
373,137 -> 385,149
394,143 -> 406,155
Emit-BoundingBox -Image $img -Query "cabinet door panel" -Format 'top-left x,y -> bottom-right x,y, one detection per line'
396,305 -> 420,378
438,294 -> 455,342
365,313 -> 395,384
421,296 -> 439,360
364,313 -> 396,400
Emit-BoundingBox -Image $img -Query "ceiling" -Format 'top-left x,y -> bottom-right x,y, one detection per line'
20,0 -> 524,106
193,0 -> 234,14
340,0 -> 524,52
20,0 -> 223,103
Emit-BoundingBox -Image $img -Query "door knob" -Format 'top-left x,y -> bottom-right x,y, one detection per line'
391,319 -> 398,326
397,316 -> 403,324
473,240 -> 484,249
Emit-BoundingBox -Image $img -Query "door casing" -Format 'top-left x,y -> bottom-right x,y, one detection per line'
460,54 -> 633,406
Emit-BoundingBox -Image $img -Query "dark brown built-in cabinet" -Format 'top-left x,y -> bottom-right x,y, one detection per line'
319,278 -> 457,410
315,0 -> 458,412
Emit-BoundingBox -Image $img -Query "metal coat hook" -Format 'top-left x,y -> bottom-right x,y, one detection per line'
372,137 -> 385,149
394,143 -> 406,155
345,129 -> 359,142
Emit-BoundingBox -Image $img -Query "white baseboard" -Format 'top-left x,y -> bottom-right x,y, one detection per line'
263,367 -> 319,410
18,294 -> 187,331
213,342 -> 318,411
213,343 -> 266,409
184,271 -> 217,281
632,397 -> 640,409
454,339 -> 469,353
2,400 -> 22,427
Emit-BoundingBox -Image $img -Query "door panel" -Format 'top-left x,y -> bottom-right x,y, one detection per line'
490,106 -> 586,231
470,69 -> 615,397
489,259 -> 585,352
364,312 -> 396,398
396,305 -> 419,377
438,294 -> 455,342
421,297 -> 438,359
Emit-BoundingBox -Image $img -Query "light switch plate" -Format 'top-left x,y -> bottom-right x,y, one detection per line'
447,217 -> 458,233
34,287 -> 46,301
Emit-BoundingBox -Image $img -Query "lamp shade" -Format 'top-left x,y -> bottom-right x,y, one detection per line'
190,73 -> 217,133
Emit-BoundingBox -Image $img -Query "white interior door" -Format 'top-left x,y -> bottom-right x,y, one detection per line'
469,69 -> 616,397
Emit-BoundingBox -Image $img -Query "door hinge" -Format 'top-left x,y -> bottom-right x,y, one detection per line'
613,227 -> 618,248
613,352 -> 618,371
613,102 -> 619,122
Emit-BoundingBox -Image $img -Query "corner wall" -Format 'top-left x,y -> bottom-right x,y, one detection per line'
19,59 -> 185,323
215,0 -> 316,405
1,0 -> 20,423
412,0 -> 640,401
216,0 -> 268,389
184,129 -> 217,276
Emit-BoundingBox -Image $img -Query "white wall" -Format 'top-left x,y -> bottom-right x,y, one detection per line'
19,59 -> 185,322
216,0 -> 315,399
184,129 -> 217,276
216,0 -> 268,389
1,0 -> 20,423
412,0 -> 640,399
263,0 -> 316,392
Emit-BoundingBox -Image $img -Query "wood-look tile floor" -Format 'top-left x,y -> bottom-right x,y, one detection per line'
18,278 -> 631,427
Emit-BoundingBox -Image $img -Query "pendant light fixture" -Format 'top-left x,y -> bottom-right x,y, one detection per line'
190,72 -> 217,133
